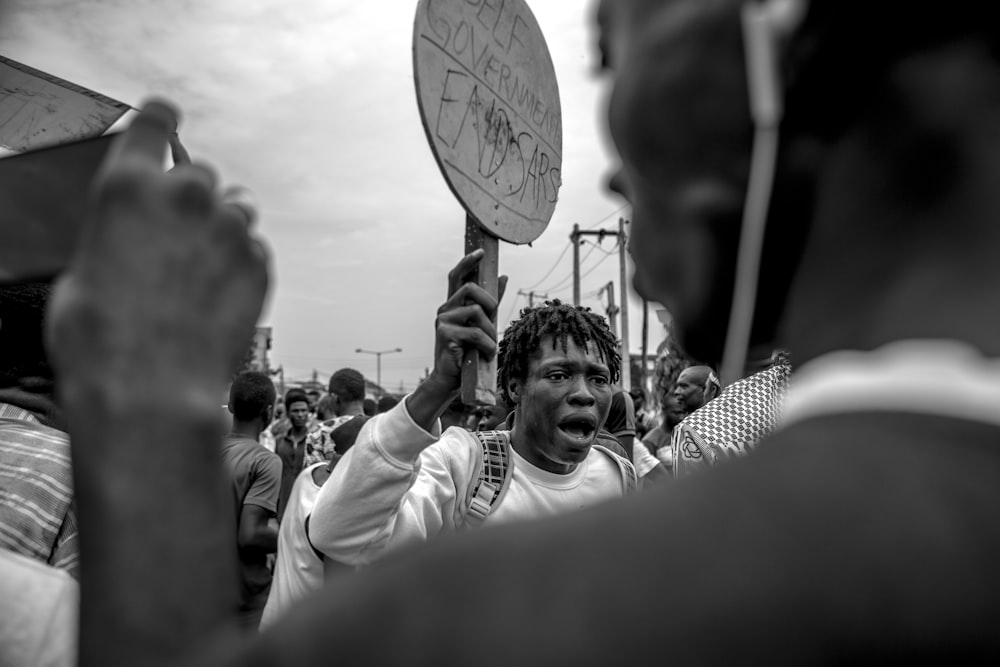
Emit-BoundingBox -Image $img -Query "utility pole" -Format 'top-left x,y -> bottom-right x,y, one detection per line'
571,225 -> 618,308
355,348 -> 402,395
600,281 -> 618,338
571,223 -> 581,306
618,217 -> 631,391
568,222 -> 631,388
517,289 -> 548,308
641,299 -> 650,394
270,365 -> 285,397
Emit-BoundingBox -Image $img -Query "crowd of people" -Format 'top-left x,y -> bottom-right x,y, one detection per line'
4,0 -> 1000,664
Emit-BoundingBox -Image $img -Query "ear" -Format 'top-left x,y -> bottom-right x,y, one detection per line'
703,383 -> 720,403
507,377 -> 523,404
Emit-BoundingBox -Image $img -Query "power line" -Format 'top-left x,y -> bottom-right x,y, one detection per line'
581,237 -> 617,256
579,251 -> 615,282
500,292 -> 524,329
584,203 -> 630,230
511,206 -> 630,316
539,242 -> 602,294
524,241 -> 571,291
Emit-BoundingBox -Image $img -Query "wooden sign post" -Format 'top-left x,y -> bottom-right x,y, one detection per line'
413,0 -> 562,405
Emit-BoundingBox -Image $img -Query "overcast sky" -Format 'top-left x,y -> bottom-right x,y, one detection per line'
0,0 -> 665,393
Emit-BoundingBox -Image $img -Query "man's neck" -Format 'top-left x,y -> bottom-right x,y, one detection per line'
782,118 -> 1000,364
229,421 -> 261,441
338,401 -> 365,417
289,424 -> 308,439
509,418 -> 579,476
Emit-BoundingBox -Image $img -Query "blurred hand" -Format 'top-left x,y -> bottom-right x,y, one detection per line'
47,99 -> 269,405
168,131 -> 192,168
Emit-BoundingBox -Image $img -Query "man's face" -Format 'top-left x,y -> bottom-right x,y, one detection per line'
306,391 -> 321,412
288,401 -> 310,429
673,368 -> 709,413
598,0 -> 755,363
476,405 -> 507,432
509,336 -> 614,474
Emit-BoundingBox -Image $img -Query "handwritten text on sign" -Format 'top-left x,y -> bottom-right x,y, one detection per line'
414,0 -> 562,245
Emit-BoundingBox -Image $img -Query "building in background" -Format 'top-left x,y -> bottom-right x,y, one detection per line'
249,327 -> 272,373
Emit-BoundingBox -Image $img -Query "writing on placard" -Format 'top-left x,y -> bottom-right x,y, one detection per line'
415,0 -> 562,243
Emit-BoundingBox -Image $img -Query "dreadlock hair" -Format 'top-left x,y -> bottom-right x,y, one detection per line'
497,300 -> 620,406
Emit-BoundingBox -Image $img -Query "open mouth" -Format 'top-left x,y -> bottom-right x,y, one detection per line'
557,417 -> 596,441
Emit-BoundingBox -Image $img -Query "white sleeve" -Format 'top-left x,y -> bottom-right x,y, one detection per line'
307,398 -> 475,566
632,441 -> 661,478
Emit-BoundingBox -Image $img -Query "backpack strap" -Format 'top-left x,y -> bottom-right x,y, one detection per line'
303,513 -> 325,562
465,430 -> 513,527
592,444 -> 638,495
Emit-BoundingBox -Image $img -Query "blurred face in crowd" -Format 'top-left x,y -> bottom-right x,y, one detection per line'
673,367 -> 710,413
288,400 -> 310,430
476,404 -> 508,431
509,336 -> 614,474
598,0 -> 758,364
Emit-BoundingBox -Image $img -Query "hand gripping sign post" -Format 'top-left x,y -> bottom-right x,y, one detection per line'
413,0 -> 562,405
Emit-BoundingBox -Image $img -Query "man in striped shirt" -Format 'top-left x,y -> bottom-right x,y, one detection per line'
0,284 -> 78,580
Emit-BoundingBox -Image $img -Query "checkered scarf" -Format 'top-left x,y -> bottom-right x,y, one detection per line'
671,359 -> 791,477
303,415 -> 355,467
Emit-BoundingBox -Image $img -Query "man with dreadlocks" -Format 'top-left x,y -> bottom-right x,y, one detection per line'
308,256 -> 635,567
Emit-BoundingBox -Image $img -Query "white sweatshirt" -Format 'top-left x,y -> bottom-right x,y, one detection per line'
309,399 -> 628,567
259,462 -> 326,630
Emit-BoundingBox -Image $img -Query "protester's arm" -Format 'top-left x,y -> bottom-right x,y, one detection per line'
238,455 -> 281,553
632,440 -> 665,485
404,250 -> 505,430
308,399 -> 478,566
46,101 -> 268,667
308,252 -> 504,565
239,506 -> 278,553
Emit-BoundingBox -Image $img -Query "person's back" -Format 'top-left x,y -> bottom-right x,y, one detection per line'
261,414 -> 370,628
220,435 -> 279,623
303,368 -> 367,468
0,284 -> 78,579
256,460 -> 325,630
221,371 -> 281,630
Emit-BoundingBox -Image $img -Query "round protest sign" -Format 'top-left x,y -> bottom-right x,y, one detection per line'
413,0 -> 562,245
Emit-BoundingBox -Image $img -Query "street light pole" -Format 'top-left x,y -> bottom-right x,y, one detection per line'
355,347 -> 402,393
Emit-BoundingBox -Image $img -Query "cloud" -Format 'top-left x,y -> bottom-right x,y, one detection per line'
0,0 -> 651,388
